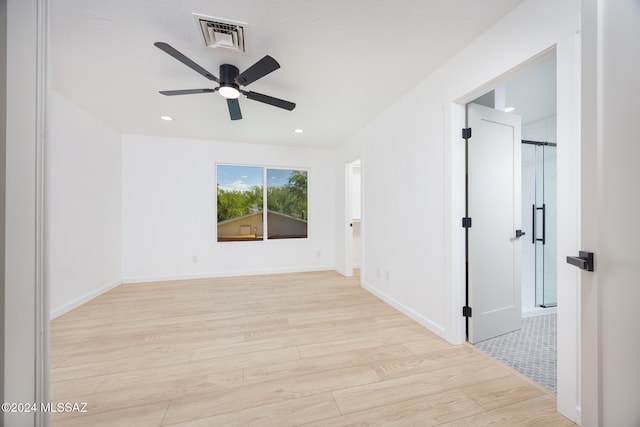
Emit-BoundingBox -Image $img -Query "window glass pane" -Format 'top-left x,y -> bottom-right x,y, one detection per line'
266,169 -> 308,239
217,165 -> 264,242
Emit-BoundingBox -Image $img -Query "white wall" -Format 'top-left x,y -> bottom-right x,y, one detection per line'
122,135 -> 336,281
356,87 -> 449,336
337,0 -> 579,341
336,1 -> 582,421
581,0 -> 640,425
48,90 -> 122,318
350,163 -> 361,220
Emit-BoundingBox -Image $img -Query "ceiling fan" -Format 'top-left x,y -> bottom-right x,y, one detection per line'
154,42 -> 296,120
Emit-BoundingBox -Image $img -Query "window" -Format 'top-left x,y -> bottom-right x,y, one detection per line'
217,165 -> 307,242
266,169 -> 308,239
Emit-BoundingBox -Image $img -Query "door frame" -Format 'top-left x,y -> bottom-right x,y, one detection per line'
451,43 -> 582,423
5,0 -> 50,426
344,158 -> 362,278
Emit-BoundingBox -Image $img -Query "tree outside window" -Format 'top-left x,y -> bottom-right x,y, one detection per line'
217,165 -> 308,242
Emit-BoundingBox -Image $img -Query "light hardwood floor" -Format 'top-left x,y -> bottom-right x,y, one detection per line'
50,271 -> 576,426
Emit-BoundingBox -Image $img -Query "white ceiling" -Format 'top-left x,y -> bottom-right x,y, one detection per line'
472,55 -> 557,125
504,56 -> 557,125
51,0 -> 525,148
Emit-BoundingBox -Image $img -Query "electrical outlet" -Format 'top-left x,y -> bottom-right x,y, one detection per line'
376,268 -> 380,278
192,255 -> 198,263
316,250 -> 321,258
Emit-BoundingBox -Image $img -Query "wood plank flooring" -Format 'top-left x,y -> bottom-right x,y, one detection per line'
50,271 -> 576,426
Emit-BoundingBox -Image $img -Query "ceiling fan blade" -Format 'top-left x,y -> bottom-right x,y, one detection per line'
242,91 -> 296,111
154,42 -> 219,82
159,89 -> 216,96
227,98 -> 242,120
236,55 -> 280,86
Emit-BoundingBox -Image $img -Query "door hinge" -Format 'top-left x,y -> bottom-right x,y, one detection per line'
462,217 -> 472,228
462,128 -> 472,139
462,306 -> 472,317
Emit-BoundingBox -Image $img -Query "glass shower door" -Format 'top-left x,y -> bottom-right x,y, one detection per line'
523,142 -> 557,308
521,144 -> 536,309
541,145 -> 557,306
533,144 -> 557,307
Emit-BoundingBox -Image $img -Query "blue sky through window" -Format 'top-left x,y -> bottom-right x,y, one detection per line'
218,166 -> 305,192
268,169 -> 296,188
217,165 -> 262,192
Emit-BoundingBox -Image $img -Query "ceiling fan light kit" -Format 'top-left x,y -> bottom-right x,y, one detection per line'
218,85 -> 240,99
154,42 -> 295,120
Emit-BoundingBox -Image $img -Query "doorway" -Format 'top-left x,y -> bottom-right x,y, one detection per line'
466,55 -> 559,392
345,159 -> 362,277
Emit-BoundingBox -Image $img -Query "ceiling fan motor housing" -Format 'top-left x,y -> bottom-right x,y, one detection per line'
220,63 -> 240,87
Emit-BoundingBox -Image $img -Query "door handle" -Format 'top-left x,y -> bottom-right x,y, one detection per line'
566,251 -> 595,272
531,204 -> 535,244
532,204 -> 546,245
515,229 -> 526,238
541,204 -> 546,245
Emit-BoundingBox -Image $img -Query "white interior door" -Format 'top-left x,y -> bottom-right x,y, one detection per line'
579,2 -> 640,423
468,103 -> 522,344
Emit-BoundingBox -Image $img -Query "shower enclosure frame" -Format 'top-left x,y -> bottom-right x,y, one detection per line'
523,139 -> 557,308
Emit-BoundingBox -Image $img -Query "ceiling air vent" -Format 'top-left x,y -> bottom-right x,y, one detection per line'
193,14 -> 247,53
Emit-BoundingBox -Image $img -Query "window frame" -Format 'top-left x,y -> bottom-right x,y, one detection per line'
216,163 -> 309,243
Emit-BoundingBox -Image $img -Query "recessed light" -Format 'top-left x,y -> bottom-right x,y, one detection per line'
294,128 -> 304,134
160,115 -> 173,121
504,107 -> 515,113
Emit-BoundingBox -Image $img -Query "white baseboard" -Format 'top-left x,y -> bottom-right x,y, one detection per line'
50,279 -> 122,319
122,265 -> 337,284
337,267 -> 361,277
361,280 -> 447,339
50,267 -> 338,317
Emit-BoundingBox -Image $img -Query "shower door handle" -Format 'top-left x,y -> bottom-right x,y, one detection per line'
540,204 -> 546,245
531,204 -> 536,244
532,204 -> 546,245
